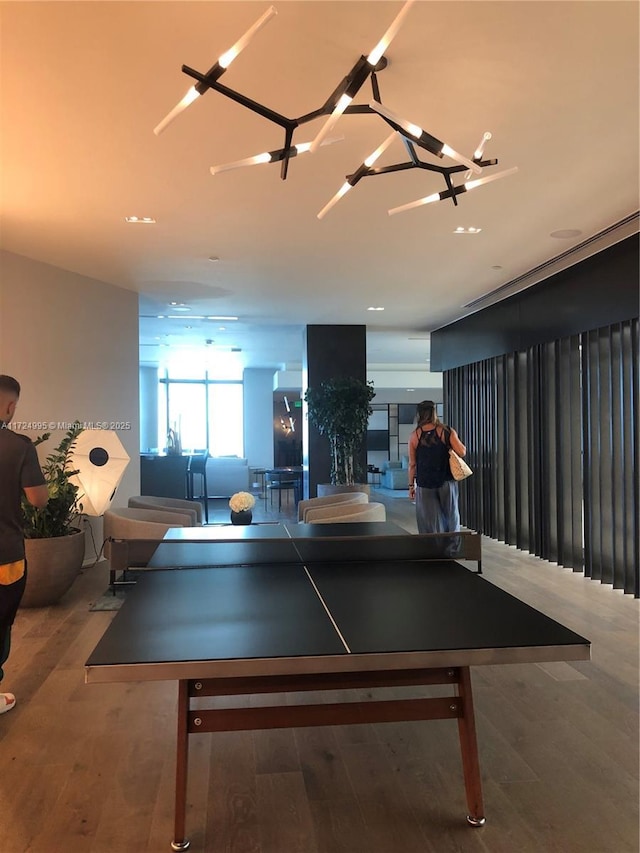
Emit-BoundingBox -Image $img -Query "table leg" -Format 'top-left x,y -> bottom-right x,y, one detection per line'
456,666 -> 486,827
171,681 -> 191,851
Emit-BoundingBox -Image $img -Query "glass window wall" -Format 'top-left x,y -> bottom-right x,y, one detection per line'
157,372 -> 243,456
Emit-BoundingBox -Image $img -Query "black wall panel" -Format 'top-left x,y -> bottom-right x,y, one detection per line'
432,234 -> 639,370
446,318 -> 639,596
302,325 -> 367,499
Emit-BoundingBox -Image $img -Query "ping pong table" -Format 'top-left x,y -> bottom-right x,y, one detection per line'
86,533 -> 590,851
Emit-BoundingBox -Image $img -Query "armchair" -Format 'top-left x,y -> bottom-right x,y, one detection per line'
297,491 -> 368,522
380,456 -> 409,490
103,507 -> 191,591
128,495 -> 203,525
304,502 -> 386,523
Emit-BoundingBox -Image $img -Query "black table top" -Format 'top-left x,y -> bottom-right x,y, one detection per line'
86,545 -> 590,683
162,523 -> 290,542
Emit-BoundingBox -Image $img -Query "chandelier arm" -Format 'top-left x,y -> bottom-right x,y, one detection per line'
182,66 -> 295,130
440,186 -> 466,203
293,93 -> 389,126
402,137 -> 420,164
295,106 -> 334,126
344,164 -> 370,187
343,104 -> 377,115
280,127 -> 295,181
443,172 -> 459,206
210,136 -> 343,177
322,56 -> 373,113
370,70 -> 382,103
309,56 -> 378,152
193,61 -> 226,94
363,162 -> 417,178
388,167 -> 517,216
350,160 -> 476,180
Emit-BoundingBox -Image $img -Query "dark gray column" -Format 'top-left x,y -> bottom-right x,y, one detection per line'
302,325 -> 367,499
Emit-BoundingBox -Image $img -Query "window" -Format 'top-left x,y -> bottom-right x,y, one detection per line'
167,383 -> 207,451
208,383 -> 243,457
158,372 -> 243,456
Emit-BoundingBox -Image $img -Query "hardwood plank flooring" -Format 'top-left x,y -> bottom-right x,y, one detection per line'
1,493 -> 637,852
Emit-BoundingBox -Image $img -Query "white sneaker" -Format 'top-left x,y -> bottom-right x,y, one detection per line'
0,693 -> 16,714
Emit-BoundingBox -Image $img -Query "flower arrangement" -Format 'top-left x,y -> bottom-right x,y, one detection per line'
229,491 -> 256,513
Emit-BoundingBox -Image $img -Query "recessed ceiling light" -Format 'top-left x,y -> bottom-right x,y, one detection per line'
159,314 -> 239,321
367,306 -> 385,311
208,256 -> 220,262
491,265 -> 503,270
125,216 -> 156,224
454,226 -> 482,234
169,305 -> 190,312
550,228 -> 582,239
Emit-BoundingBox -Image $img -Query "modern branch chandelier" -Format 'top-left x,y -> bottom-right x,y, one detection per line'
154,1 -> 517,217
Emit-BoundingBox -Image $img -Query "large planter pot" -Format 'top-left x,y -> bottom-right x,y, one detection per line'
22,529 -> 85,608
316,484 -> 371,498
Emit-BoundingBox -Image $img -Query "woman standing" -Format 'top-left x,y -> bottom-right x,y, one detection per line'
407,400 -> 467,535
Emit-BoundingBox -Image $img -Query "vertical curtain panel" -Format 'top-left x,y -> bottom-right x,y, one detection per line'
445,318 -> 638,596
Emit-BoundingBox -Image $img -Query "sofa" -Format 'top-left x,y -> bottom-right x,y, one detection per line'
205,456 -> 250,497
381,456 -> 409,490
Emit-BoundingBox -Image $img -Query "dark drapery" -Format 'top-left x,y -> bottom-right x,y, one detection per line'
445,318 -> 639,596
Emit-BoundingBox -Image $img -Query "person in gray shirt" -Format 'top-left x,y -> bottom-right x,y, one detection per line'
0,375 -> 48,714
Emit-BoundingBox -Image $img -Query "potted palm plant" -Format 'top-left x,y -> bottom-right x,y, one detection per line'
305,377 -> 375,492
21,422 -> 86,607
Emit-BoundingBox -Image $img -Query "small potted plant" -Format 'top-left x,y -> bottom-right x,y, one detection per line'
305,376 -> 375,491
229,491 -> 256,525
21,422 -> 86,607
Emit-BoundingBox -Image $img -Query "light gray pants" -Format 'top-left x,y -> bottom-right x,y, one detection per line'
415,480 -> 460,534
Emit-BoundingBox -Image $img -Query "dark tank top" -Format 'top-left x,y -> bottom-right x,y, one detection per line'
415,426 -> 451,489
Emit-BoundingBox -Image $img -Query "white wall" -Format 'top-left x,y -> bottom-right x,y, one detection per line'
139,365 -> 159,451
243,368 -> 275,469
0,251 -> 140,556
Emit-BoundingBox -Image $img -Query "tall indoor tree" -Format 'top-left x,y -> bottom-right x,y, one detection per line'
305,377 -> 375,485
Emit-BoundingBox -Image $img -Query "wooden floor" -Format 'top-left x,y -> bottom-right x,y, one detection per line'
1,492 -> 638,853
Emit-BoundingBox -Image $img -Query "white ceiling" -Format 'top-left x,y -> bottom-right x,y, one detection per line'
1,1 -> 638,382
